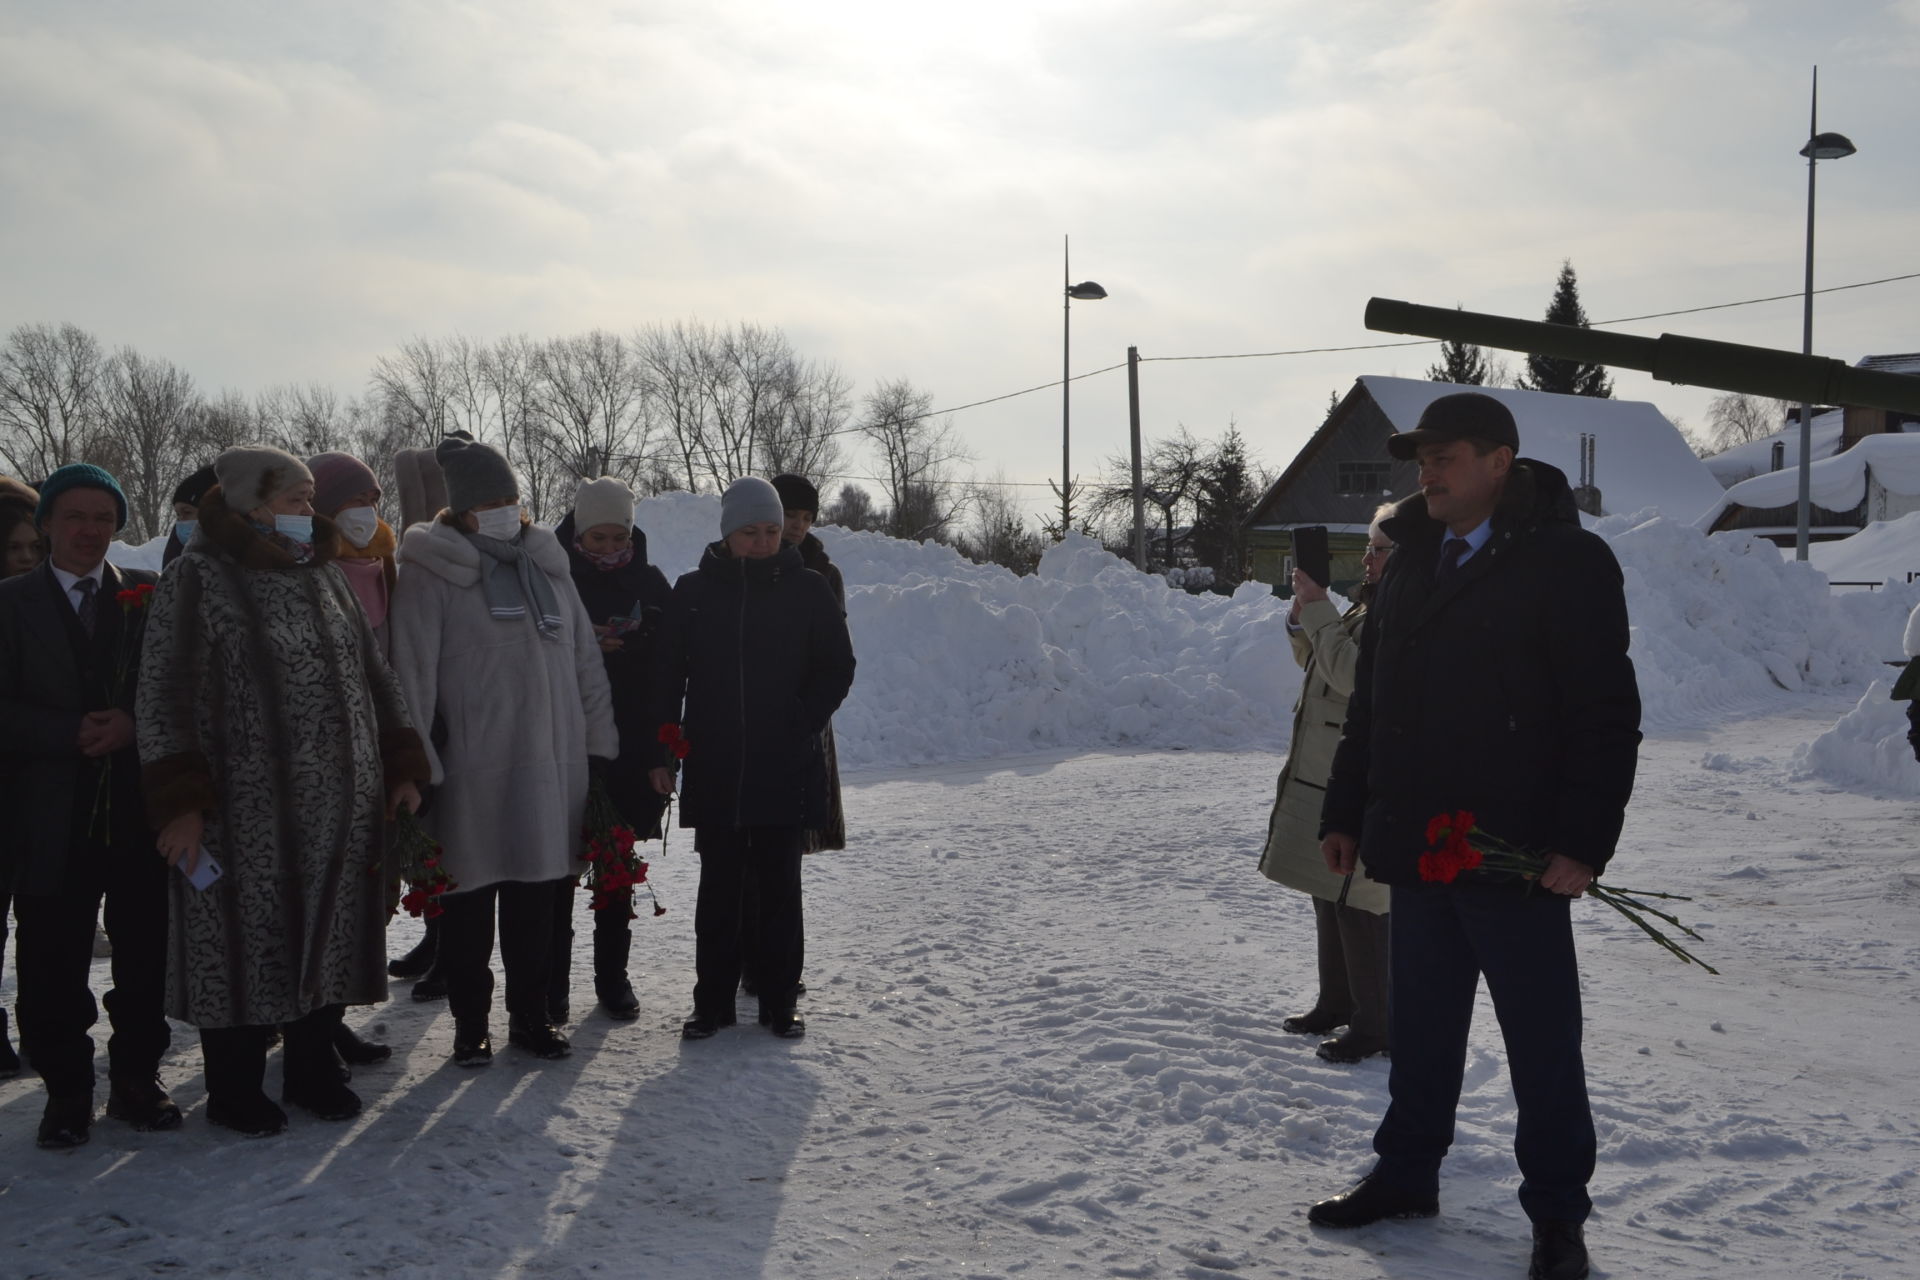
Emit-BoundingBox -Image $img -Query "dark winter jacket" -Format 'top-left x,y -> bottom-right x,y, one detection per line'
648,541 -> 856,832
1320,459 -> 1642,885
556,510 -> 674,837
793,532 -> 848,850
0,559 -> 156,895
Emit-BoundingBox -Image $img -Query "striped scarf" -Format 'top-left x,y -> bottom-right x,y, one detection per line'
465,529 -> 564,641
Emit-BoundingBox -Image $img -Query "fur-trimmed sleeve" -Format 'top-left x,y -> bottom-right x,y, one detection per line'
135,559 -> 218,827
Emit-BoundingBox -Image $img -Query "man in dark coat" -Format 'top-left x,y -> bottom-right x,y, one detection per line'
0,464 -> 178,1147
1308,393 -> 1641,1280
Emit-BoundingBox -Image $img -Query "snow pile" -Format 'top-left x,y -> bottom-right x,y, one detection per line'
1594,512 -> 1917,728
1795,679 -> 1920,795
1807,510 -> 1920,586
107,533 -> 168,572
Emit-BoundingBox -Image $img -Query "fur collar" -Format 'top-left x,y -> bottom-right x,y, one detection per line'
195,487 -> 339,572
398,517 -> 570,588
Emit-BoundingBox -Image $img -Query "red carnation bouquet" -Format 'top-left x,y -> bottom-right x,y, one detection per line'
581,775 -> 664,919
390,806 -> 456,919
1422,810 -> 1718,974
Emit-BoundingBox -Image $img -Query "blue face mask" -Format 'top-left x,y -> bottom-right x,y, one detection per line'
173,519 -> 197,545
274,514 -> 314,542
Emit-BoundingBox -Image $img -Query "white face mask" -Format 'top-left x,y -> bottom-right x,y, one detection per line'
274,514 -> 314,542
333,506 -> 379,549
474,506 -> 524,541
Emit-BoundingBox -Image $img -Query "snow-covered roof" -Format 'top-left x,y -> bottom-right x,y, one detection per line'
1807,509 -> 1920,585
1857,353 -> 1920,376
1698,432 -> 1920,528
1356,376 -> 1725,524
1702,409 -> 1844,487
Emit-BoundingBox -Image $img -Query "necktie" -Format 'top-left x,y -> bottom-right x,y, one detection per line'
1435,537 -> 1470,583
73,576 -> 99,638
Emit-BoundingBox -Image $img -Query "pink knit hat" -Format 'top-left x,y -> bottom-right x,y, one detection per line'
307,452 -> 380,517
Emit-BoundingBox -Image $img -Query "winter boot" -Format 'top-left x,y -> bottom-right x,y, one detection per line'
201,1026 -> 287,1138
681,1009 -> 736,1040
387,915 -> 440,980
282,1007 -> 362,1121
105,1075 -> 184,1131
332,1020 -> 393,1068
36,1092 -> 93,1149
507,1016 -> 571,1060
593,913 -> 639,1021
452,1019 -> 492,1068
1282,1008 -> 1348,1035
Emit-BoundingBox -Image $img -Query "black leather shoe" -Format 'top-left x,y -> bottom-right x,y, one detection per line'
284,1075 -> 363,1122
681,1011 -> 737,1040
1529,1221 -> 1589,1279
1308,1174 -> 1439,1227
106,1076 -> 184,1131
1316,1032 -> 1389,1064
36,1094 -> 93,1149
206,1092 -> 289,1137
596,977 -> 640,1021
411,974 -> 448,1003
507,1019 -> 571,1060
387,934 -> 437,980
1283,1008 -> 1348,1035
333,1022 -> 392,1067
453,1021 -> 493,1067
770,1015 -> 806,1040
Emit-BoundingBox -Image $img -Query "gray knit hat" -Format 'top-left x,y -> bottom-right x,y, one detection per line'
215,446 -> 313,512
435,437 -> 518,513
720,476 -> 784,538
573,476 -> 635,534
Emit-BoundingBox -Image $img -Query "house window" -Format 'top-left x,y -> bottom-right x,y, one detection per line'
1337,461 -> 1392,495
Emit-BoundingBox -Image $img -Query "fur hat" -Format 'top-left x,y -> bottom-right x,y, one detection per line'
770,473 -> 820,516
391,447 -> 448,532
572,476 -> 635,534
720,476 -> 784,539
215,446 -> 314,512
308,452 -> 380,517
35,463 -> 128,530
435,437 -> 518,514
0,474 -> 39,516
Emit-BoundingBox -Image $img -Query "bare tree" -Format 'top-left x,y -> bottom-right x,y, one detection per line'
99,349 -> 200,539
760,360 -> 851,482
858,378 -> 970,541
1706,392 -> 1790,451
533,329 -> 651,500
956,474 -> 1044,573
633,321 -> 714,492
820,482 -> 879,532
1088,426 -> 1206,566
370,337 -> 462,444
0,322 -> 107,480
187,389 -> 259,461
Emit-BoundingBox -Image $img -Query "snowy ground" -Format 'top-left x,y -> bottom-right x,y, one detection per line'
4,696 -> 1918,1279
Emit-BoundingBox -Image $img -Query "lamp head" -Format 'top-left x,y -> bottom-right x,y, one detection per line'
1066,281 -> 1108,301
1800,131 -> 1857,160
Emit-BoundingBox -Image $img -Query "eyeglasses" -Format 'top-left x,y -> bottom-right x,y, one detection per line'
1362,544 -> 1393,558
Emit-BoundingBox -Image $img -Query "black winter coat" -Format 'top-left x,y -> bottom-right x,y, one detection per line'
0,560 -> 156,895
555,511 -> 675,837
648,541 -> 856,832
1320,459 -> 1642,885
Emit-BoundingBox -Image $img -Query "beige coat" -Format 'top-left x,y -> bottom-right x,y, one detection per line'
1258,597 -> 1389,914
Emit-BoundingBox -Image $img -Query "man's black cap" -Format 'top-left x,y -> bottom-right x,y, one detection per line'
1386,392 -> 1519,461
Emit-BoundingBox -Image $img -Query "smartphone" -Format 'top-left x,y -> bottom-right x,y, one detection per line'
605,615 -> 642,637
1293,525 -> 1332,589
181,849 -> 223,892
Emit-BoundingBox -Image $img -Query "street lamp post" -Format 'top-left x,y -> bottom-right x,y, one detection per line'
1060,234 -> 1107,537
1793,65 -> 1857,562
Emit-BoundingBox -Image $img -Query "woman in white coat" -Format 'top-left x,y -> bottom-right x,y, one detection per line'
387,439 -> 617,1067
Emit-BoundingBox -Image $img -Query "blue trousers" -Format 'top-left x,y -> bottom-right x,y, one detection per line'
1372,880 -> 1595,1224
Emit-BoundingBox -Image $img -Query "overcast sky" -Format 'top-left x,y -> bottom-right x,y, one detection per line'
3,0 -> 1916,514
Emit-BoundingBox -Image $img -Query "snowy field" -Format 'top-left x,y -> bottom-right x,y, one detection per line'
4,704 -> 1919,1279
16,499 -> 1917,1277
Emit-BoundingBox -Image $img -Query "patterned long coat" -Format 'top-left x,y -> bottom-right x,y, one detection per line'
136,487 -> 429,1028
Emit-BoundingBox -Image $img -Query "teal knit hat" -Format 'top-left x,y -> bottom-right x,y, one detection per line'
35,463 -> 127,530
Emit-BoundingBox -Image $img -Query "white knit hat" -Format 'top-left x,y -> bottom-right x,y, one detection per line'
573,476 -> 635,535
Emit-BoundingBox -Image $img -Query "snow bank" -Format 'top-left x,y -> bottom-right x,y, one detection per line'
1597,512 -> 1918,729
635,490 -> 1302,769
1807,509 -> 1920,587
107,534 -> 167,572
1796,679 -> 1920,795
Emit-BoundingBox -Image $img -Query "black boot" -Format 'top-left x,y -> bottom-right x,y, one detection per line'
452,1019 -> 492,1068
106,1075 -> 184,1131
282,1007 -> 361,1121
1308,1173 -> 1439,1227
36,1092 -> 93,1149
202,1026 -> 287,1137
593,912 -> 639,1020
1282,1008 -> 1348,1035
681,1010 -> 736,1040
1529,1221 -> 1589,1280
387,915 -> 439,979
507,1016 -> 571,1059
332,1020 -> 393,1067
411,957 -> 448,1003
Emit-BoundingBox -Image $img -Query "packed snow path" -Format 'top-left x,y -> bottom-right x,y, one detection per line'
3,700 -> 1917,1278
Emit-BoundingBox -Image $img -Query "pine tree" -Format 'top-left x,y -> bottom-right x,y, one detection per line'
1190,425 -> 1264,590
1427,321 -> 1489,385
1519,261 -> 1613,398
